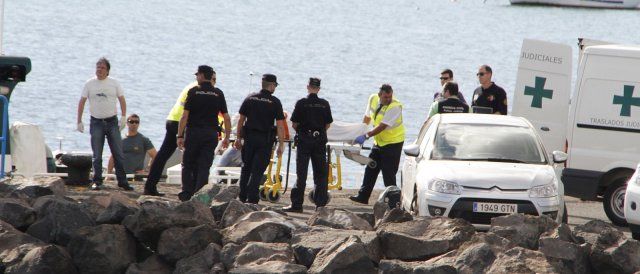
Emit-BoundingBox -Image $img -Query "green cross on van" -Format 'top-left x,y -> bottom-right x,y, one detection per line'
613,85 -> 640,117
524,76 -> 553,108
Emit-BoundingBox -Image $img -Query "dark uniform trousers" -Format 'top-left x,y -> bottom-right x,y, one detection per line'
145,120 -> 179,191
290,133 -> 329,208
181,126 -> 218,198
357,141 -> 404,200
239,130 -> 273,203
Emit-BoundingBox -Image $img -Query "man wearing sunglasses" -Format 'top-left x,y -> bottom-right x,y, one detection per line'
471,65 -> 507,115
433,69 -> 466,104
107,114 -> 157,176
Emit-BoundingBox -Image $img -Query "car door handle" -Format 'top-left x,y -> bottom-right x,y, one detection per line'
540,126 -> 550,132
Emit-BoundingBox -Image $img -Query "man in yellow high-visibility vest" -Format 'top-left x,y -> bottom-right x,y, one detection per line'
350,84 -> 405,204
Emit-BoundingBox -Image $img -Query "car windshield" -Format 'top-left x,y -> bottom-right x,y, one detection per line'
430,123 -> 547,164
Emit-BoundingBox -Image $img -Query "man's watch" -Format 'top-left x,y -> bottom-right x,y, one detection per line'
177,135 -> 184,138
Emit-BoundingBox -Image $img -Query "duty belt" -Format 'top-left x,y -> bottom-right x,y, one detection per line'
301,130 -> 323,137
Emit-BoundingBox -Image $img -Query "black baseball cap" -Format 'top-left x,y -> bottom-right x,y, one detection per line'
195,65 -> 214,75
309,77 -> 321,88
262,74 -> 278,85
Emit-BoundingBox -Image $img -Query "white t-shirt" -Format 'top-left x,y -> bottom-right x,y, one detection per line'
81,76 -> 124,119
364,103 -> 402,128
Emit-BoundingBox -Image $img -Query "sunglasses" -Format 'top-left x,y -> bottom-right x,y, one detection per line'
439,77 -> 450,80
127,120 -> 140,124
477,72 -> 486,77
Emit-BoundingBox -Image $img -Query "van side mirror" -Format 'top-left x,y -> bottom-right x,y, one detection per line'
403,144 -> 420,157
552,151 -> 568,163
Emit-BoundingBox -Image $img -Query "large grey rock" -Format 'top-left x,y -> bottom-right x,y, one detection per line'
538,224 -> 591,274
125,255 -> 173,274
26,196 -> 95,245
6,177 -> 66,199
222,199 -> 256,227
223,211 -> 307,245
174,243 -> 222,274
377,217 -> 475,260
486,247 -> 561,274
157,224 -> 221,264
489,214 -> 559,249
574,220 -> 640,273
291,227 -> 381,268
307,207 -> 373,231
172,199 -> 217,227
233,242 -> 294,267
376,207 -> 413,228
229,261 -> 307,274
309,235 -> 376,274
221,243 -> 245,270
123,199 -> 215,249
426,232 -> 514,274
0,220 -> 44,269
96,192 -> 141,224
0,198 -> 36,230
66,224 -> 136,274
122,198 -> 174,248
5,244 -> 77,274
355,212 -> 376,228
378,260 -> 457,274
209,186 -> 241,222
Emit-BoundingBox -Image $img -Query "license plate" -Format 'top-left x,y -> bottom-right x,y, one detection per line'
473,202 -> 517,214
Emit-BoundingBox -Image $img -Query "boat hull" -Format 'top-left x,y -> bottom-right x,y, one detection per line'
510,0 -> 640,9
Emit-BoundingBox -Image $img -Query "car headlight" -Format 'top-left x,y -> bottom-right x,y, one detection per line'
529,183 -> 557,198
428,178 -> 461,195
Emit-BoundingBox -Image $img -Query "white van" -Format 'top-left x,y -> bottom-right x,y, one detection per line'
513,39 -> 640,226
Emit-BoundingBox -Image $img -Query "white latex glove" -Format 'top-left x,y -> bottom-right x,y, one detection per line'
77,122 -> 84,133
119,116 -> 126,131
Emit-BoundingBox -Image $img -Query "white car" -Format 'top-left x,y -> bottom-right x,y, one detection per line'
400,114 -> 568,229
623,165 -> 640,240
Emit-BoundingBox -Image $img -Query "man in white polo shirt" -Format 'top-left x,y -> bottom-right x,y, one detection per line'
76,57 -> 133,191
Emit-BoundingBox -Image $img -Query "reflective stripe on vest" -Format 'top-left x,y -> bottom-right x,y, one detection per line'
368,94 -> 405,147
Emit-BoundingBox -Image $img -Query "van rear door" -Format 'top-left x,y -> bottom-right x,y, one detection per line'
512,39 -> 572,156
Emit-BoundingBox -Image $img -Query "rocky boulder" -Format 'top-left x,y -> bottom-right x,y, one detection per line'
378,260 -> 457,274
27,196 -> 95,245
291,227 -> 381,268
0,198 -> 36,230
125,255 -> 173,274
574,220 -> 640,273
157,224 -> 221,264
4,244 -> 77,274
0,220 -> 44,268
309,235 -> 376,274
307,207 -> 373,231
5,177 -> 66,200
376,207 -> 413,228
209,186 -> 241,222
191,183 -> 222,205
221,199 -> 256,227
426,232 -> 515,274
229,261 -> 307,274
172,200 -> 217,227
173,243 -> 222,274
223,211 -> 307,245
377,217 -> 475,261
538,224 -> 591,274
232,242 -> 296,269
489,214 -> 559,249
96,192 -> 141,224
486,247 -> 563,273
66,224 -> 136,274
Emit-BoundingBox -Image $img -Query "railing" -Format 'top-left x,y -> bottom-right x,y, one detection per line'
0,95 -> 7,178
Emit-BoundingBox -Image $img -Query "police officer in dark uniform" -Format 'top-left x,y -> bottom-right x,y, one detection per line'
471,64 -> 508,115
234,74 -> 286,204
176,65 -> 231,201
282,77 -> 333,213
427,81 -> 469,119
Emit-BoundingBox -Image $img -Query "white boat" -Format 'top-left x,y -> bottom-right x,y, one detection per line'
510,0 -> 640,9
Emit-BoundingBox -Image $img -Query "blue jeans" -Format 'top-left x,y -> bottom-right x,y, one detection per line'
90,116 -> 127,185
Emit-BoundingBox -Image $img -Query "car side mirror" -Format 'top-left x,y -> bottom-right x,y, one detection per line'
404,144 -> 420,157
552,151 -> 567,163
